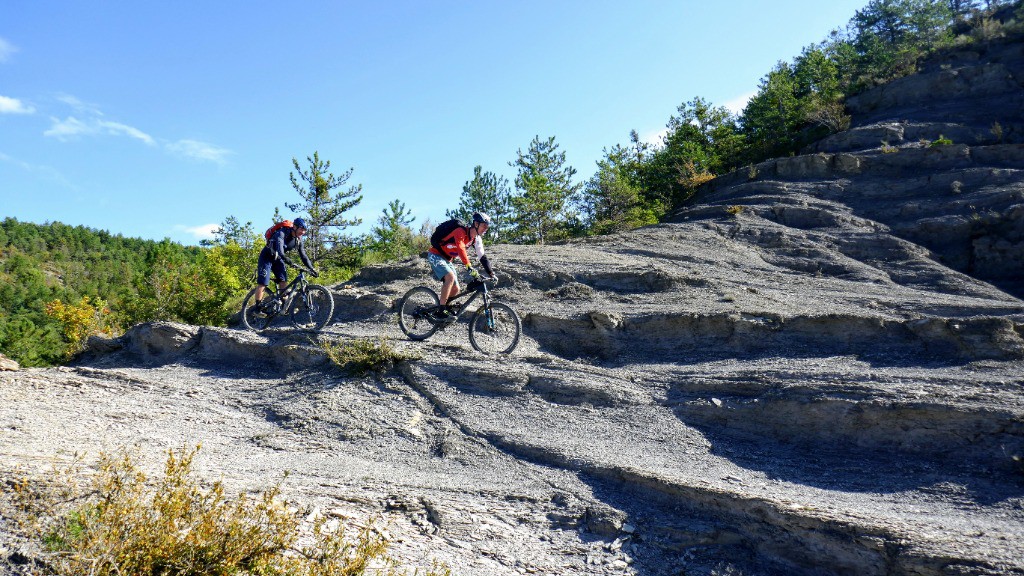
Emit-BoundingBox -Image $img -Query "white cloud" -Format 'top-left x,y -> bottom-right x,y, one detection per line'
0,150 -> 79,190
166,139 -> 232,164
99,120 -> 155,144
56,94 -> 102,115
0,37 -> 16,62
639,127 -> 669,147
177,223 -> 219,241
723,91 -> 757,116
45,96 -> 229,164
43,116 -> 90,139
44,116 -> 155,145
0,95 -> 34,114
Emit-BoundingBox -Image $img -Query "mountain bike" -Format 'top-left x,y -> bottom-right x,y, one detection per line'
398,277 -> 522,354
240,267 -> 334,332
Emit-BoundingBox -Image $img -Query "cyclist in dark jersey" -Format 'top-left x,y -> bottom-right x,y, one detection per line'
253,217 -> 317,306
427,212 -> 494,320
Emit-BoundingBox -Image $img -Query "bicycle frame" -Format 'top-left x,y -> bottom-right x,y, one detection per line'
259,270 -> 311,318
272,270 -> 309,303
242,263 -> 335,333
438,279 -> 492,320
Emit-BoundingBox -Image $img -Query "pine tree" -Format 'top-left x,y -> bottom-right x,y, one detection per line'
447,166 -> 513,242
641,97 -> 739,206
286,151 -> 363,263
370,199 -> 416,261
579,145 -> 661,235
508,136 -> 581,245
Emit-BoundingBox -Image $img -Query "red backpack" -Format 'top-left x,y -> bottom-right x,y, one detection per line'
264,220 -> 293,242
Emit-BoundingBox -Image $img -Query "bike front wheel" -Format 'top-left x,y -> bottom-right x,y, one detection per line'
241,287 -> 278,332
469,302 -> 521,354
290,284 -> 335,331
398,286 -> 442,341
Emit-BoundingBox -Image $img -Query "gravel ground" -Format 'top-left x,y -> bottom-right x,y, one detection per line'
2,217 -> 1022,575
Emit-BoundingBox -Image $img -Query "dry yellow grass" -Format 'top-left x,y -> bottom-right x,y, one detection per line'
5,446 -> 450,576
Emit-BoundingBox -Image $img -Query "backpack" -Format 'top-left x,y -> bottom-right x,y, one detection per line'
264,220 -> 293,242
430,218 -> 468,254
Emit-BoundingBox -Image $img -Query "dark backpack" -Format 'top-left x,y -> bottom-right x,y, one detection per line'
264,220 -> 293,242
430,218 -> 468,254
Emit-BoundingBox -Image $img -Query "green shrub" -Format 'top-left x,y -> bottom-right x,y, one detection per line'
6,446 -> 450,576
725,205 -> 744,217
930,134 -> 954,147
321,337 -> 421,376
43,296 -> 116,358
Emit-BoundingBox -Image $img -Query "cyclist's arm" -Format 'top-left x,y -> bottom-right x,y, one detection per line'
270,230 -> 287,260
479,254 -> 494,277
296,240 -> 314,270
471,235 -> 494,277
452,236 -> 471,268
273,234 -> 300,269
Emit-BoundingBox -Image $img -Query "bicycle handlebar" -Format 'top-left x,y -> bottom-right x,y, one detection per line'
285,261 -> 318,277
466,275 -> 498,292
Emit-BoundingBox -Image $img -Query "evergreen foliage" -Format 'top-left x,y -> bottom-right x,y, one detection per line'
447,166 -> 514,243
508,135 -> 582,244
578,145 -> 662,235
0,218 -> 221,366
508,0 -> 1021,235
609,0 -> 1022,214
642,97 -> 742,205
202,215 -> 257,250
287,151 -> 364,265
368,199 -> 422,261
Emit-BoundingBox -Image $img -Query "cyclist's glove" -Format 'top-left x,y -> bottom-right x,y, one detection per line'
467,266 -> 480,280
309,268 -> 319,278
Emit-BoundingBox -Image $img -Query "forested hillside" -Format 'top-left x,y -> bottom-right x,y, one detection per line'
0,218 -> 243,366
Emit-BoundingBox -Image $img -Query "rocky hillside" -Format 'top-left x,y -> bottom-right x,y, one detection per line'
719,34 -> 1024,299
3,37 -> 1024,576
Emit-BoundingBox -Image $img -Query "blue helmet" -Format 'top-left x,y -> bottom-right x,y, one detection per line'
293,217 -> 308,230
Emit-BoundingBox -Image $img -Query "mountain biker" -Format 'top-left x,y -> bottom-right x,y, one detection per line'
428,212 -> 495,321
253,217 -> 318,308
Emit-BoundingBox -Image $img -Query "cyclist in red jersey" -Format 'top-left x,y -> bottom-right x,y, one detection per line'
427,212 -> 495,320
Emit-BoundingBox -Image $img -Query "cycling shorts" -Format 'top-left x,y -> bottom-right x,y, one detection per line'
427,251 -> 458,283
256,247 -> 287,286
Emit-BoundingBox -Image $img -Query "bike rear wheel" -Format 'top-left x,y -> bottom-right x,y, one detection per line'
241,287 -> 278,332
290,284 -> 335,330
398,286 -> 442,340
469,302 -> 521,354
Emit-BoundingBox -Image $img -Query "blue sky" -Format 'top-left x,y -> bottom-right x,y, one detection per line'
1,1 -> 868,245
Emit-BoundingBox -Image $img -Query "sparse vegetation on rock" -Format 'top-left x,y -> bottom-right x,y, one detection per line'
4,446 -> 450,576
320,337 -> 421,376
